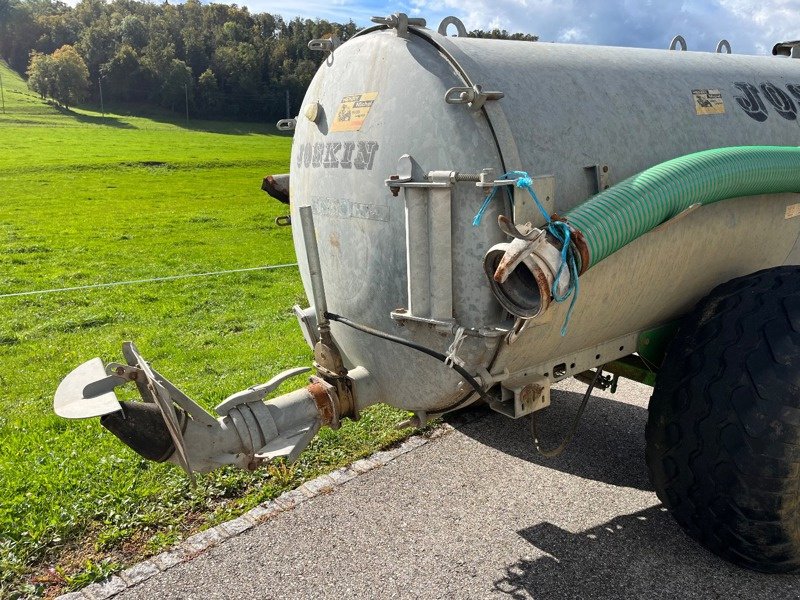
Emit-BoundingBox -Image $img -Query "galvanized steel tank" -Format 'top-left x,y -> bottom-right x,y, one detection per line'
290,17 -> 800,415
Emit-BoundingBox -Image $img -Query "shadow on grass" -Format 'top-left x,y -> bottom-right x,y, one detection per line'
494,506 -> 800,599
55,105 -> 137,129
446,388 -> 653,491
95,102 -> 291,136
143,112 -> 292,136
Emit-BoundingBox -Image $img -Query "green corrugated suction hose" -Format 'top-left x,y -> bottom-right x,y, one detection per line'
566,146 -> 800,268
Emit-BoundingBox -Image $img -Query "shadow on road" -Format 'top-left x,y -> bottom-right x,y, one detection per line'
493,505 -> 800,599
447,388 -> 653,491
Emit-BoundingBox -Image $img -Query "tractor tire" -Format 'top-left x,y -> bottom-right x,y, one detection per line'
646,265 -> 800,573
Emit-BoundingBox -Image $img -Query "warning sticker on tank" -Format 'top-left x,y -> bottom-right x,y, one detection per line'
331,92 -> 378,132
692,89 -> 725,115
785,203 -> 800,219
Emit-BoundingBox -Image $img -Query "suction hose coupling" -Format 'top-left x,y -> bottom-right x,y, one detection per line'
483,225 -> 573,319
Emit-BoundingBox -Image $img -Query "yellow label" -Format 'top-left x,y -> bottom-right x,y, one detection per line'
331,92 -> 378,132
692,89 -> 725,115
785,203 -> 800,219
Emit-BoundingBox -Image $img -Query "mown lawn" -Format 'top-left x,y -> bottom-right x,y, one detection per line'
0,61 -> 412,598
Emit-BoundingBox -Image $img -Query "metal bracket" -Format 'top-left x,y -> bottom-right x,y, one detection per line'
276,118 -> 296,131
476,169 -> 555,228
215,367 -> 311,416
585,163 -> 611,194
371,13 -> 426,38
773,40 -> 800,58
491,378 -> 551,419
308,36 -> 341,53
445,84 -> 505,112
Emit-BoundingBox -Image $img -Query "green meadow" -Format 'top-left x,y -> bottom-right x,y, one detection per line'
0,61 -> 412,597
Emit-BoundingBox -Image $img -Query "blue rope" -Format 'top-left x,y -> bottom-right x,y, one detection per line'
475,171 -> 580,336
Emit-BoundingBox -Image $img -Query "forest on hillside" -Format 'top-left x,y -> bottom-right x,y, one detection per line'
0,0 -> 538,121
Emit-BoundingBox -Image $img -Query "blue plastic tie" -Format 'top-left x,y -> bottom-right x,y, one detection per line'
475,171 -> 580,335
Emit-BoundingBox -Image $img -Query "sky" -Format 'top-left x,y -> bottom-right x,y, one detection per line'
232,0 -> 799,55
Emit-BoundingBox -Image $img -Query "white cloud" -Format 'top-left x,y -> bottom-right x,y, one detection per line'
557,27 -> 586,43
59,0 -> 800,55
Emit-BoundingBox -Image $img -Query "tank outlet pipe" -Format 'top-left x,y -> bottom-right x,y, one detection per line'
485,146 -> 800,321
53,342 -> 345,479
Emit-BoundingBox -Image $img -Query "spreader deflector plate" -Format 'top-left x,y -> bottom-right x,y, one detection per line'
54,357 -> 122,419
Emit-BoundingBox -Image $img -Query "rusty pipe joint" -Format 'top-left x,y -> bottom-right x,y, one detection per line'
483,228 -> 571,319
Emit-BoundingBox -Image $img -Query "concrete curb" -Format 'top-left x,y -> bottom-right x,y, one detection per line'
57,425 -> 455,600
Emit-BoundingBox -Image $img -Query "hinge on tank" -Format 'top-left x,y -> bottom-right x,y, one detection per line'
444,85 -> 505,112
371,13 -> 426,38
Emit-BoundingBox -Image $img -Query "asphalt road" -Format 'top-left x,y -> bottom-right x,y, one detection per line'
117,378 -> 800,599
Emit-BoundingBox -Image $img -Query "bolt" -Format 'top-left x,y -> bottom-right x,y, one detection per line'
389,174 -> 400,197
454,172 -> 481,182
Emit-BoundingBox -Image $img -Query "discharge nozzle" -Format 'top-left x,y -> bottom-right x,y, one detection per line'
54,342 -> 342,481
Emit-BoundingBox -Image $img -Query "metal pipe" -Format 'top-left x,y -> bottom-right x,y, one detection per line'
299,205 -> 330,332
405,188 -> 431,316
429,186 -> 452,319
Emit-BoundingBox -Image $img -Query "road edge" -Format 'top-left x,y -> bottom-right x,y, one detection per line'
57,424 -> 457,600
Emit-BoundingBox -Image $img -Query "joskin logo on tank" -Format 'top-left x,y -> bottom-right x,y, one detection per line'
295,141 -> 380,171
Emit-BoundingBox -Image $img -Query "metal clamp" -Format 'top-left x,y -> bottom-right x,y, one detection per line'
308,36 -> 341,53
445,85 -> 505,112
276,118 -> 296,131
371,13 -> 426,37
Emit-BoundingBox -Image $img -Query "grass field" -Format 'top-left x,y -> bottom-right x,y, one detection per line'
0,61 -> 413,598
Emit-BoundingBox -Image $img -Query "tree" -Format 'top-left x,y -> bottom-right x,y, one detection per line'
51,44 -> 89,107
101,43 -> 141,101
196,67 -> 220,114
118,14 -> 148,50
27,44 -> 89,108
26,50 -> 56,98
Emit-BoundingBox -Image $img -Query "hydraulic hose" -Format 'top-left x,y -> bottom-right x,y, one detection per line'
324,312 -> 494,405
566,146 -> 800,268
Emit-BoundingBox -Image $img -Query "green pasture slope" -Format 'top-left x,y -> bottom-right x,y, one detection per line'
0,61 -> 411,597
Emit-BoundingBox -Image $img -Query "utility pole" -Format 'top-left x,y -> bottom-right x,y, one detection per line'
285,89 -> 290,119
184,83 -> 189,126
0,69 -> 5,114
99,77 -> 104,117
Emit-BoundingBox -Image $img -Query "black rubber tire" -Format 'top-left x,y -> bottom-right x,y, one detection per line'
646,265 -> 800,573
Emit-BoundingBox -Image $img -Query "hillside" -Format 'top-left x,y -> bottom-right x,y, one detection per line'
0,60 -> 410,598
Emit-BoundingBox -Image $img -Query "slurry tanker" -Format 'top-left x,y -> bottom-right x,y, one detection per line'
56,14 -> 800,572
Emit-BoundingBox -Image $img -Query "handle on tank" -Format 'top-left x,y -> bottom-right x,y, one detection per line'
669,35 -> 687,51
438,16 -> 467,37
